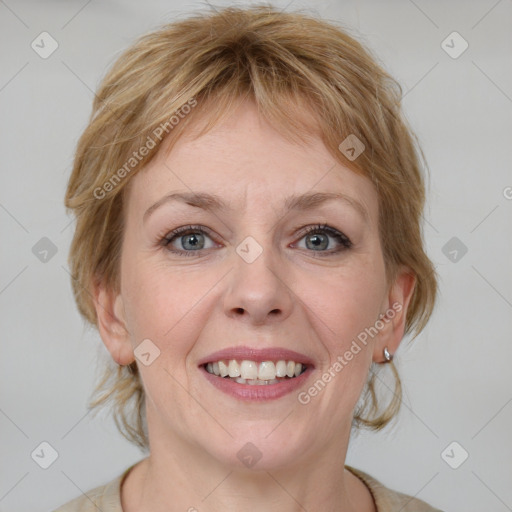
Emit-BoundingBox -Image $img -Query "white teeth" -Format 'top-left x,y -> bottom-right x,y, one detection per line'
275,360 -> 287,377
228,360 -> 241,378
218,360 -> 229,377
258,361 -> 276,380
246,379 -> 279,386
240,360 -> 258,380
205,358 -> 307,382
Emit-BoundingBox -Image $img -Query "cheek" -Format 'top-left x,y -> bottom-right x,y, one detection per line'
121,258 -> 216,349
310,261 -> 386,334
300,267 -> 386,415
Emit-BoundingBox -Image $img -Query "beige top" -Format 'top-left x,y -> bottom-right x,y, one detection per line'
52,463 -> 444,511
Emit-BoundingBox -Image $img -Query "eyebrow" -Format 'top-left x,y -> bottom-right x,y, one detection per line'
143,191 -> 369,223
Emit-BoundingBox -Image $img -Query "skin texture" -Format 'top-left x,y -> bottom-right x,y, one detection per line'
94,99 -> 415,512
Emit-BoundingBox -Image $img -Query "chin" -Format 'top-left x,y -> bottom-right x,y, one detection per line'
199,423 -> 310,472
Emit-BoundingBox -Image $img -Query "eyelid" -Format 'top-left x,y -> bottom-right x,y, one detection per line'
293,223 -> 352,250
162,224 -> 214,243
161,223 -> 352,257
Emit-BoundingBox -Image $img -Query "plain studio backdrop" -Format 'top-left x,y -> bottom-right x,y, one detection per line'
1,1 -> 511,511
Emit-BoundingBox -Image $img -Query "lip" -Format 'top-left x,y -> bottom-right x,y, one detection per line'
198,345 -> 315,401
200,364 -> 314,401
197,346 -> 315,367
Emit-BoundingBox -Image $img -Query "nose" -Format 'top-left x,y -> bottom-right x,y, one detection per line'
223,239 -> 294,326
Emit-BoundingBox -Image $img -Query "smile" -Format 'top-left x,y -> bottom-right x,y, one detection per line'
198,346 -> 314,401
204,359 -> 307,385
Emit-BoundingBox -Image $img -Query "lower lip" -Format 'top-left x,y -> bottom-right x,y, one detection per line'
201,366 -> 313,401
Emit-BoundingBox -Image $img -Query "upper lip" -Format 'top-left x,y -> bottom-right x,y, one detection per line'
198,346 -> 315,367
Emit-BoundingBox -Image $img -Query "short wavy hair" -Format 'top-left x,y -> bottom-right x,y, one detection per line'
65,4 -> 437,451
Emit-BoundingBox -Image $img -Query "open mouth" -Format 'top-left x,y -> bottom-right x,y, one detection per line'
203,359 -> 308,386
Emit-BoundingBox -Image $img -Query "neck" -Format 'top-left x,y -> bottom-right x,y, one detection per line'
122,447 -> 374,511
121,407 -> 375,512
124,458 -> 361,512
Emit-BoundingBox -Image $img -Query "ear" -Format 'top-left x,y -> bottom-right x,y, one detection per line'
92,279 -> 135,366
372,267 -> 416,363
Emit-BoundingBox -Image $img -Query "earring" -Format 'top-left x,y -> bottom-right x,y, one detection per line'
383,346 -> 393,363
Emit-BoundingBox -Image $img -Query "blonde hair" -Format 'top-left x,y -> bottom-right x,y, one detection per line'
65,4 -> 437,450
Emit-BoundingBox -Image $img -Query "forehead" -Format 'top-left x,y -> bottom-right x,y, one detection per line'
125,100 -> 378,222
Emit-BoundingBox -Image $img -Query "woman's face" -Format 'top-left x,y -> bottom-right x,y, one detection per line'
99,100 -> 411,470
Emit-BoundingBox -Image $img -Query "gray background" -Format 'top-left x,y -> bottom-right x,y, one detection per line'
1,0 -> 511,511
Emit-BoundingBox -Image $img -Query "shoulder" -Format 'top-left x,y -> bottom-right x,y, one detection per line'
345,465 -> 445,512
50,465 -> 133,512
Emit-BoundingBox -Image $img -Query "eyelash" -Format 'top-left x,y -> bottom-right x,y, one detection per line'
161,223 -> 352,257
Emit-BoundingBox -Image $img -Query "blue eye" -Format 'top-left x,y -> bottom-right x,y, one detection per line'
295,224 -> 352,253
162,223 -> 352,257
163,225 -> 216,256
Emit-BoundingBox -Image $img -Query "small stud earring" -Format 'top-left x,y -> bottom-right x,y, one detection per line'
383,346 -> 393,363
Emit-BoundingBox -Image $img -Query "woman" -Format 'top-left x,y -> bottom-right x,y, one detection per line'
55,5 -> 442,511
